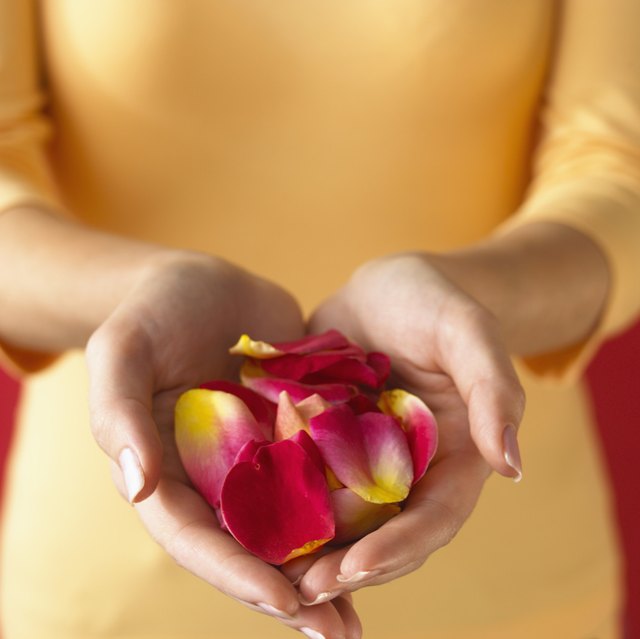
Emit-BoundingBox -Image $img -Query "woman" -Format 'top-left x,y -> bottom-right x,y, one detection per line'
1,1 -> 639,638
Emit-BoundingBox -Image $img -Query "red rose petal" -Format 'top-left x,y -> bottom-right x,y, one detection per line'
220,439 -> 335,564
233,438 -> 270,464
366,352 -> 391,386
289,429 -> 326,476
259,350 -> 358,381
303,357 -> 381,389
348,393 -> 381,415
271,329 -> 351,355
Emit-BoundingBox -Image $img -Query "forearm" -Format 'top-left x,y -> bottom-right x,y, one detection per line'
0,206 -> 176,352
428,221 -> 611,357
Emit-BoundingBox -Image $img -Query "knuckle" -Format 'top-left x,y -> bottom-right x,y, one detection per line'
85,327 -> 109,366
419,498 -> 462,549
89,405 -> 114,451
513,381 -> 527,416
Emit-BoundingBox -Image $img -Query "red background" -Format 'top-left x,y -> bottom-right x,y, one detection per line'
1,324 -> 639,635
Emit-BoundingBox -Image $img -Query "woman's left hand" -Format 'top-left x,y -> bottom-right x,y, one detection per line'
293,252 -> 526,604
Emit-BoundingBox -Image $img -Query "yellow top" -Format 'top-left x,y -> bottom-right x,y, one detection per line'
2,1 -> 640,637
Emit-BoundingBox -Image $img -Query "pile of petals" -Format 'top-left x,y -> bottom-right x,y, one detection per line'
174,330 -> 438,565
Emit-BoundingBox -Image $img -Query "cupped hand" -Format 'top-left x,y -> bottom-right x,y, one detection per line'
86,251 -> 361,639
298,252 -> 525,604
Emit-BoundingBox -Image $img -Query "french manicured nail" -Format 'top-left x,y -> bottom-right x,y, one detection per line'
300,590 -> 340,606
336,569 -> 380,584
503,424 -> 523,483
119,447 -> 145,503
300,628 -> 326,639
257,602 -> 293,620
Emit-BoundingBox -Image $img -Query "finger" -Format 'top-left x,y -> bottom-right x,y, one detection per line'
331,594 -> 363,639
302,452 -> 488,598
86,320 -> 163,502
285,600 -> 355,639
281,554 -> 322,587
135,477 -> 302,619
308,290 -> 355,341
298,548 -> 348,605
438,301 -> 526,480
242,598 -> 357,639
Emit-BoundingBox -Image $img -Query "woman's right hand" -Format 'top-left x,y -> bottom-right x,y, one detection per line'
85,251 -> 361,639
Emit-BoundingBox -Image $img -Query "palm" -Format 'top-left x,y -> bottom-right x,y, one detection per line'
87,254 -> 365,638
295,254 -> 522,603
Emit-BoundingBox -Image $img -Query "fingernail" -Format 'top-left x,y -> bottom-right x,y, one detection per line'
336,569 -> 380,584
291,574 -> 303,587
257,602 -> 293,620
503,425 -> 523,483
119,447 -> 145,503
300,628 -> 326,639
299,590 -> 340,606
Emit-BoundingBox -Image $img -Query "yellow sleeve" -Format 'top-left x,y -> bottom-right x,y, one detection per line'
498,0 -> 640,382
0,0 -> 66,375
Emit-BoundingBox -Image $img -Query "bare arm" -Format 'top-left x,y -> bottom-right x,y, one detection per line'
428,221 -> 611,357
0,206 -> 169,352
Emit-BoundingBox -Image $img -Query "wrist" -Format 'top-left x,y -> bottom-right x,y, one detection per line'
0,207 -> 190,351
424,221 -> 611,356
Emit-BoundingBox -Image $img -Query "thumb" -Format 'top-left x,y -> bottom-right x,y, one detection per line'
439,303 -> 526,481
86,322 -> 163,503
308,288 -> 356,339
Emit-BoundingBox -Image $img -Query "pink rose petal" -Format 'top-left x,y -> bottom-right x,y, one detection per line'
331,488 -> 401,544
199,380 -> 275,440
174,389 -> 266,508
241,360 -> 357,404
220,439 -> 335,564
310,406 -> 414,504
378,390 -> 438,484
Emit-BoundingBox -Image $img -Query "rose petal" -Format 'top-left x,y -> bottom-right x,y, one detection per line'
241,360 -> 357,404
174,389 -> 266,508
234,438 -> 270,465
229,330 -> 352,359
331,488 -> 401,544
378,389 -> 438,484
289,429 -> 326,476
271,330 -> 352,355
366,351 -> 391,386
325,466 -> 344,491
348,393 -> 381,415
303,357 -> 381,389
260,351 -> 359,381
310,406 -> 413,504
274,392 -> 329,441
199,380 -> 275,440
220,439 -> 335,564
298,351 -> 389,390
229,334 -> 283,359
